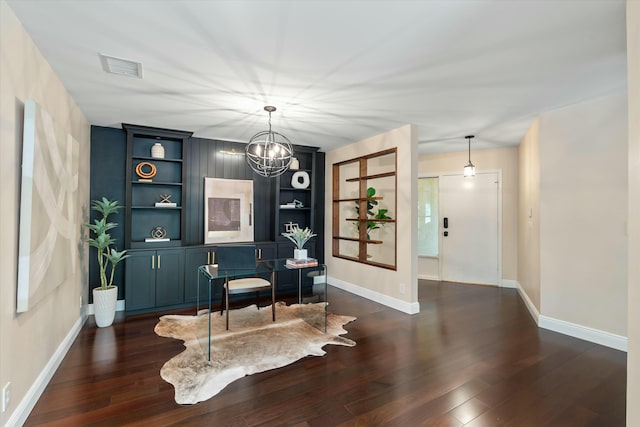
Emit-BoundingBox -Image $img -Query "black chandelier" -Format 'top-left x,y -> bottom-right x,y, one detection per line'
245,106 -> 293,178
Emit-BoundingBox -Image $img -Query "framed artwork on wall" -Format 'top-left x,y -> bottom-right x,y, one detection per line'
17,99 -> 80,312
204,177 -> 254,244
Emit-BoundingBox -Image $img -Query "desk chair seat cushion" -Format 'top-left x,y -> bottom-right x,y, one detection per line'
226,277 -> 271,292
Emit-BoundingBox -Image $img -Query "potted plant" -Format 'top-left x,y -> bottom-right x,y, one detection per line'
85,197 -> 129,327
282,225 -> 316,260
354,187 -> 392,240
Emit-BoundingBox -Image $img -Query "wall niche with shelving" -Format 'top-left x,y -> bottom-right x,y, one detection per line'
123,123 -> 193,249
332,148 -> 397,270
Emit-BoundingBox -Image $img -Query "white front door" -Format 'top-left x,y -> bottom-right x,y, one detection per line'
440,172 -> 499,285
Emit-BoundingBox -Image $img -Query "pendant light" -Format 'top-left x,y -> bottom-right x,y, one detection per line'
246,106 -> 293,177
463,135 -> 475,177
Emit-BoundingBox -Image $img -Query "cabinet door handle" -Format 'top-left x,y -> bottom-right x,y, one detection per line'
151,255 -> 155,270
207,252 -> 210,264
157,255 -> 161,269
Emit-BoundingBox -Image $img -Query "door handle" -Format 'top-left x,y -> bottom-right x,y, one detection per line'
207,252 -> 210,264
157,255 -> 161,269
443,217 -> 449,229
151,255 -> 155,270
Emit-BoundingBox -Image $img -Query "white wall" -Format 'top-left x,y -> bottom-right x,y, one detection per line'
518,119 -> 541,310
325,124 -> 419,314
417,147 -> 519,282
0,2 -> 90,425
626,0 -> 640,423
539,92 -> 627,336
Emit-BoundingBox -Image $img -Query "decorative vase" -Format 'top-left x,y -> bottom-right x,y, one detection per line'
93,286 -> 118,328
291,171 -> 310,189
151,143 -> 165,158
290,157 -> 299,170
294,248 -> 307,260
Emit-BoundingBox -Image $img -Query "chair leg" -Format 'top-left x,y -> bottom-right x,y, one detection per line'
255,291 -> 260,309
271,272 -> 275,322
225,280 -> 230,330
220,287 -> 225,316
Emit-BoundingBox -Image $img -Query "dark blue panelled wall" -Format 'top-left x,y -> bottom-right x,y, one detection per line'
89,125 -> 324,304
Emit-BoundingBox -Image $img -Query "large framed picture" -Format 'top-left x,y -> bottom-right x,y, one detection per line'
204,177 -> 254,244
17,99 -> 80,312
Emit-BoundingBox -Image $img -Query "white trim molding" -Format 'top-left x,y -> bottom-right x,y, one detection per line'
418,274 -> 439,281
328,277 -> 420,314
500,279 -> 518,289
515,281 -> 627,352
538,315 -> 628,352
516,281 -> 540,323
6,316 -> 85,427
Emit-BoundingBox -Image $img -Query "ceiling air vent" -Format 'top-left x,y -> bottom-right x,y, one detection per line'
99,54 -> 143,78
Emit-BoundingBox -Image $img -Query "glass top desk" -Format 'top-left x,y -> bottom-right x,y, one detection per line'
197,259 -> 327,361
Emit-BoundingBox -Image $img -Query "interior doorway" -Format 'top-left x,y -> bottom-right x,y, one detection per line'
439,172 -> 500,285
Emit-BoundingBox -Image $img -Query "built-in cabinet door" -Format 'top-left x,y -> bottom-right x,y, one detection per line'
125,250 -> 156,311
125,248 -> 185,312
184,246 -> 214,304
255,242 -> 277,261
155,249 -> 185,306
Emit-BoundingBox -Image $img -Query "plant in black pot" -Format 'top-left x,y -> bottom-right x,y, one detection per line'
85,197 -> 129,327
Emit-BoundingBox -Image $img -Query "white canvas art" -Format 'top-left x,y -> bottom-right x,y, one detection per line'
204,177 -> 254,244
17,100 -> 80,312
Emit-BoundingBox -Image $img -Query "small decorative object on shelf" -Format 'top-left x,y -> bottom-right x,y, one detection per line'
151,142 -> 165,158
145,226 -> 169,242
284,221 -> 298,232
286,257 -> 318,268
290,157 -> 300,170
155,194 -> 176,207
135,161 -> 156,182
291,171 -> 310,189
279,199 -> 304,209
282,225 -> 316,260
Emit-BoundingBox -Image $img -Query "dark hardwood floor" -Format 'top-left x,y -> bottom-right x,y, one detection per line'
25,281 -> 626,426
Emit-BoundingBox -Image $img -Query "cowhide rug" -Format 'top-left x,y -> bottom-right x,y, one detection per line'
154,302 -> 356,404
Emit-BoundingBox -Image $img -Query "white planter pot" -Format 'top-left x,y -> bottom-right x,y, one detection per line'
294,249 -> 307,260
93,286 -> 118,328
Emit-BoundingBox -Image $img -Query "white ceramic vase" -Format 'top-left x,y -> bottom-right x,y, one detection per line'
290,157 -> 299,170
151,142 -> 165,158
294,248 -> 307,260
93,286 -> 118,328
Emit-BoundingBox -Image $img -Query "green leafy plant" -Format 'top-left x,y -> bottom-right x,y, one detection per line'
85,197 -> 129,290
355,187 -> 392,240
282,226 -> 317,249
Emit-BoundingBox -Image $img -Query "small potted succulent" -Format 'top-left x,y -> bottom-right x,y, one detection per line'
282,225 -> 316,260
85,197 -> 129,327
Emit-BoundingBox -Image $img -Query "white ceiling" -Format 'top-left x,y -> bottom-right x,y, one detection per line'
6,0 -> 627,154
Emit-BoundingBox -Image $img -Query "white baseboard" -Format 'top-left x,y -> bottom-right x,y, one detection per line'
538,315 -> 628,352
6,316 -> 85,427
418,274 -> 439,281
500,279 -> 518,289
514,281 -> 627,352
87,299 -> 125,315
328,276 -> 420,314
515,281 -> 540,323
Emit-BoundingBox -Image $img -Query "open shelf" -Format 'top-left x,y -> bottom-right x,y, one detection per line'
332,148 -> 397,270
123,123 -> 192,249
